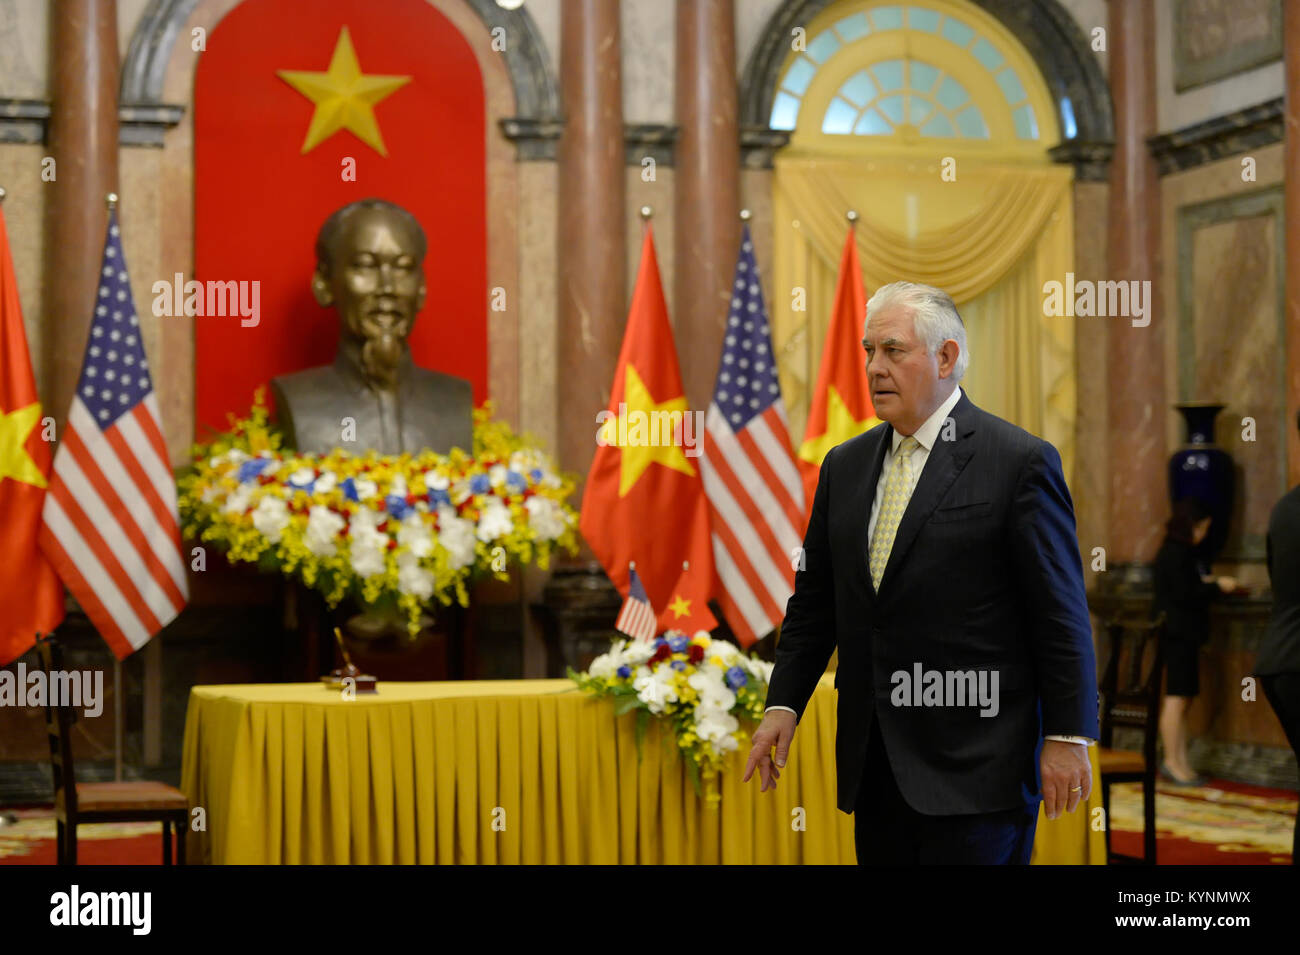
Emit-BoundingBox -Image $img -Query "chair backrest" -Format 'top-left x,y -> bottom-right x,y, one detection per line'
35,635 -> 78,817
1097,612 -> 1166,754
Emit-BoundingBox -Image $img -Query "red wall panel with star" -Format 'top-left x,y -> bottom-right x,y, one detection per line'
193,0 -> 487,437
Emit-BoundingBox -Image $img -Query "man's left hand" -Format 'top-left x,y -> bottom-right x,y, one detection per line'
1040,740 -> 1092,820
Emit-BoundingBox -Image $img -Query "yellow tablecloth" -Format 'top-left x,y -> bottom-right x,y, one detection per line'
180,677 -> 1104,864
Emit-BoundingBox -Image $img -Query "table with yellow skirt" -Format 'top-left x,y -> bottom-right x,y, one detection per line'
180,676 -> 1105,864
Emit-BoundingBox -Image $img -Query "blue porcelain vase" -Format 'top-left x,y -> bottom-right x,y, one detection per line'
1168,403 -> 1234,565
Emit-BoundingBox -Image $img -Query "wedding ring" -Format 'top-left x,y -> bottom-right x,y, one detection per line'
1070,786 -> 1082,792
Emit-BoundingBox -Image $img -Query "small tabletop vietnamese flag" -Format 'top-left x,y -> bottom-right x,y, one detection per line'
580,224 -> 717,635
0,202 -> 64,664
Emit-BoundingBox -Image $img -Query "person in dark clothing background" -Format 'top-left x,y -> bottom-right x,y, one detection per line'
1152,496 -> 1237,785
1257,409 -> 1300,863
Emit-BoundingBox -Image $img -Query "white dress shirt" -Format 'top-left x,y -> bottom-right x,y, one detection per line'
766,386 -> 1091,746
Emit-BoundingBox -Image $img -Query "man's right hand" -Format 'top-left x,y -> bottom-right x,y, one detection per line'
742,709 -> 797,792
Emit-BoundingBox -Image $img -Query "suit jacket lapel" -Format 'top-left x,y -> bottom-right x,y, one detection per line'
876,391 -> 978,597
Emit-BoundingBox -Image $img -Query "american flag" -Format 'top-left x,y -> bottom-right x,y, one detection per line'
701,225 -> 806,646
39,208 -> 188,659
615,564 -> 657,643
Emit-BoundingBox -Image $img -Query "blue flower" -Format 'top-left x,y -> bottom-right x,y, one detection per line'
529,468 -> 543,483
469,473 -> 491,495
236,457 -> 271,483
652,637 -> 668,650
668,635 -> 689,653
616,665 -> 631,678
670,660 -> 686,672
385,494 -> 409,520
341,477 -> 360,502
725,666 -> 748,690
428,488 -> 452,508
505,470 -> 527,493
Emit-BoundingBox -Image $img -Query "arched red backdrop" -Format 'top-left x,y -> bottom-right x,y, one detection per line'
193,0 -> 487,436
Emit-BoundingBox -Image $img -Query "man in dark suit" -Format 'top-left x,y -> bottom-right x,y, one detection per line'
1257,409 -> 1300,863
743,281 -> 1099,864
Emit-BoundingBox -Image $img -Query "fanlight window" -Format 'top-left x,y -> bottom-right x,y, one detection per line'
769,3 -> 1040,141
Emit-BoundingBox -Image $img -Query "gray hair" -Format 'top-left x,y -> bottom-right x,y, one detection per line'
864,281 -> 969,382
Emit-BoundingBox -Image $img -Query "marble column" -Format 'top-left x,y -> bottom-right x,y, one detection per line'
1105,0 -> 1164,567
557,0 -> 626,504
1286,0 -> 1300,486
43,0 -> 119,429
674,0 -> 739,412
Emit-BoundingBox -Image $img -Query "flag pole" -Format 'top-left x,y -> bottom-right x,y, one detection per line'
105,191 -> 123,784
640,205 -> 652,230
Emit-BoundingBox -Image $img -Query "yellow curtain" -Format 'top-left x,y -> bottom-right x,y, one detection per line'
772,155 -> 1077,487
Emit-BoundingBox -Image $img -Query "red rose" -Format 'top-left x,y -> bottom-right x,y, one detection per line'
687,644 -> 705,663
651,644 -> 672,664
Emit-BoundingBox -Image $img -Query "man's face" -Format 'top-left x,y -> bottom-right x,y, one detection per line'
862,304 -> 948,432
322,209 -> 425,345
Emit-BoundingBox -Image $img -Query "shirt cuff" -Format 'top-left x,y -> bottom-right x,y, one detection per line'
765,705 -> 798,720
1045,734 -> 1095,745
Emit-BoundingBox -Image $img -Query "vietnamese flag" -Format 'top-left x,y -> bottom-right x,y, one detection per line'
796,225 -> 879,513
580,225 -> 717,635
0,204 -> 64,664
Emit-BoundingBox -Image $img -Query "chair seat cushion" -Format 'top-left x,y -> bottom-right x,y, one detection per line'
1098,747 -> 1146,775
75,781 -> 188,812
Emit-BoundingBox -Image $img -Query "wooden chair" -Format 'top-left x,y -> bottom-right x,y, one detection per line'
36,635 -> 189,865
1097,612 -> 1166,865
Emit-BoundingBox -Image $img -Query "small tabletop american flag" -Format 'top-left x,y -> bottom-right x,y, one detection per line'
39,208 -> 188,659
615,565 -> 657,644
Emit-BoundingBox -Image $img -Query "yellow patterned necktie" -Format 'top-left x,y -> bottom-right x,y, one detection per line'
869,435 -> 920,591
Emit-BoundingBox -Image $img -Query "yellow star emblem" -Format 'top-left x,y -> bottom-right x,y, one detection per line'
798,384 -> 879,465
0,402 -> 47,488
598,365 -> 697,497
277,26 -> 411,157
667,594 -> 692,618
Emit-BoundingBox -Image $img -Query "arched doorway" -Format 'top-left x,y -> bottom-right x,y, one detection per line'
763,0 -> 1087,483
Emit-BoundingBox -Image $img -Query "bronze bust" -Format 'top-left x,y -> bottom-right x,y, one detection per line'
271,199 -> 473,456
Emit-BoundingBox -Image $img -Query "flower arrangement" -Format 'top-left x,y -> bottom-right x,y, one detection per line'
570,630 -> 774,804
177,391 -> 579,633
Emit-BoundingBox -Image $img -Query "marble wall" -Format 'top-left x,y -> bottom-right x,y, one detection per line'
1161,141 -> 1286,586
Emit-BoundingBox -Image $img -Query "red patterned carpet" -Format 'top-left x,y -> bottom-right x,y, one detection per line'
0,809 -> 174,865
1109,778 -> 1296,864
4,778 -> 1294,865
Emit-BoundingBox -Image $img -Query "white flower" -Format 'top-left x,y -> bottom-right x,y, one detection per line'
748,659 -> 774,685
350,540 -> 386,578
694,707 -> 739,749
304,506 -> 345,557
251,496 -> 290,542
200,485 -> 218,503
222,485 -> 253,515
352,477 -> 378,501
524,495 -> 567,541
396,512 -> 433,558
476,499 -> 513,541
622,642 -> 655,665
587,641 -> 628,680
211,448 -> 249,469
489,464 -> 509,487
314,471 -> 337,495
436,506 -> 476,570
287,467 -> 316,489
389,475 -> 408,498
423,471 -> 450,492
396,552 -> 434,600
634,666 -> 678,714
